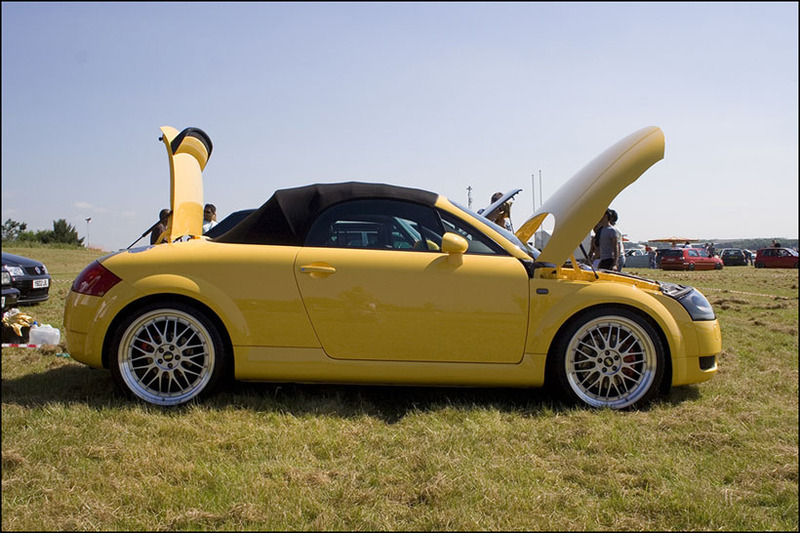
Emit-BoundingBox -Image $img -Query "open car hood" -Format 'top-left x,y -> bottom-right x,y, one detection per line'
515,126 -> 665,265
159,126 -> 213,242
478,188 -> 522,222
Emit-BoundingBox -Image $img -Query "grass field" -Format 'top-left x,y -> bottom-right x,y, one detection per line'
2,245 -> 797,531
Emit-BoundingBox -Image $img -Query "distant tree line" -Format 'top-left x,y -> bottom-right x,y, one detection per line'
636,238 -> 798,251
2,218 -> 84,246
694,239 -> 798,251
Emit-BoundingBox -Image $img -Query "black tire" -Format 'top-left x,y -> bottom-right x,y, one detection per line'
549,307 -> 665,409
755,262 -> 764,268
715,263 -> 723,270
109,301 -> 228,406
688,263 -> 695,271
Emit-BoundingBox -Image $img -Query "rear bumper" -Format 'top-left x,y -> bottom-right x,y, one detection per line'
64,290 -> 106,368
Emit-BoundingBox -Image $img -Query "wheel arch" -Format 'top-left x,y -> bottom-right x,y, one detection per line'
101,293 -> 234,379
544,303 -> 673,395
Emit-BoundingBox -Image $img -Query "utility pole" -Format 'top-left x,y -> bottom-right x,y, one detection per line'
537,170 -> 543,248
467,185 -> 473,209
539,169 -> 543,208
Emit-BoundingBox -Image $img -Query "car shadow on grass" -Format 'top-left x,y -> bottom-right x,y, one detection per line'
1,364 -> 119,409
1,363 -> 701,422
211,381 -> 565,423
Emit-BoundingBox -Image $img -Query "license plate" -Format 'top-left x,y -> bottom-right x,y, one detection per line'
33,279 -> 49,289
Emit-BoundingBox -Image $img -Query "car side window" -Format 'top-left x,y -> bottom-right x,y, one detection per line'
438,211 -> 508,255
304,199 -> 508,256
305,199 -> 444,251
688,250 -> 698,257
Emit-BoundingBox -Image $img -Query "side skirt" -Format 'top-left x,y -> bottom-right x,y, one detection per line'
234,346 -> 546,388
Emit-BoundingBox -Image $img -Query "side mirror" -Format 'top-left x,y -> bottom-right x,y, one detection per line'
441,233 -> 469,264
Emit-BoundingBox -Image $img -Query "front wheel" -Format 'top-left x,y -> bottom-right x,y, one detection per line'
109,301 -> 228,406
549,307 -> 665,409
755,262 -> 764,268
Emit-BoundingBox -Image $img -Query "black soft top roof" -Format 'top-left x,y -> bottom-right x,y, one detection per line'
213,182 -> 439,245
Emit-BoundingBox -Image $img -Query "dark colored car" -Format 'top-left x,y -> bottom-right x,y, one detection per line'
754,247 -> 798,268
2,270 -> 20,311
654,248 -> 672,268
1,252 -> 51,304
203,209 -> 256,239
660,248 -> 723,271
719,248 -> 747,266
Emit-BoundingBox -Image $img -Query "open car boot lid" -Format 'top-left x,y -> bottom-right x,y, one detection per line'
159,126 -> 213,242
515,126 -> 665,266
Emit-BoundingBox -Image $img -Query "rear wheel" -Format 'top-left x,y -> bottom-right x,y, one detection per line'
715,262 -> 723,270
549,307 -> 665,409
109,301 -> 228,406
755,262 -> 764,268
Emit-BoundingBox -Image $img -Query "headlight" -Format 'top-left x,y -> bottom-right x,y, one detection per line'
675,288 -> 716,321
1,271 -> 10,286
3,265 -> 24,277
659,282 -> 716,321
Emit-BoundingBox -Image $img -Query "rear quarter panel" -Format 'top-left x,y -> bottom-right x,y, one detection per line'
108,241 -> 320,348
66,241 -> 321,367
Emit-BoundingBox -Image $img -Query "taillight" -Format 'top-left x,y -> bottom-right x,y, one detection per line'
71,261 -> 122,296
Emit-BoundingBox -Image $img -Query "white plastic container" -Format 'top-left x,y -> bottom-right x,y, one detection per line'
29,324 -> 61,345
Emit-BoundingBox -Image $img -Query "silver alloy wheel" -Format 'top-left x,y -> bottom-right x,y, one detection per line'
117,308 -> 216,406
563,315 -> 658,409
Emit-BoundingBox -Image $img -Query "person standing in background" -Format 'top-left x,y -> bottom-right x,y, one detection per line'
486,192 -> 514,232
606,209 -> 624,271
203,204 -> 218,234
597,209 -> 620,271
150,208 -> 170,244
647,245 -> 658,269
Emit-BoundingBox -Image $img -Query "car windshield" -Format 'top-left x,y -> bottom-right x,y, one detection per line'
451,201 -> 540,260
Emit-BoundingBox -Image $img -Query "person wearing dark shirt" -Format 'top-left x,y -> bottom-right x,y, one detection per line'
150,209 -> 170,244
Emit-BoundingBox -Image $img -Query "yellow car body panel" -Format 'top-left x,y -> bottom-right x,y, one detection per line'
234,346 -> 548,387
294,246 -> 529,363
521,267 -> 719,387
64,240 -> 322,368
159,126 -> 208,241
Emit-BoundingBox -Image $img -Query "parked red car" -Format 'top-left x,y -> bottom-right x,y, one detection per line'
754,247 -> 798,268
660,248 -> 723,271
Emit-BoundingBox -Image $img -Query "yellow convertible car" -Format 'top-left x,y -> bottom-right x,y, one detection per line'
64,125 -> 720,409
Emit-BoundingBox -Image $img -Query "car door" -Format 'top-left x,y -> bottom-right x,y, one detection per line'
294,199 -> 530,363
761,249 -> 775,267
695,249 -> 713,269
686,249 -> 700,268
775,249 -> 797,267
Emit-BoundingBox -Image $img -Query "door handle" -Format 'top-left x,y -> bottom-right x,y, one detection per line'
299,264 -> 337,276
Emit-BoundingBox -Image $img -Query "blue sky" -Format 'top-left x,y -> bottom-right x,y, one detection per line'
2,2 -> 797,251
